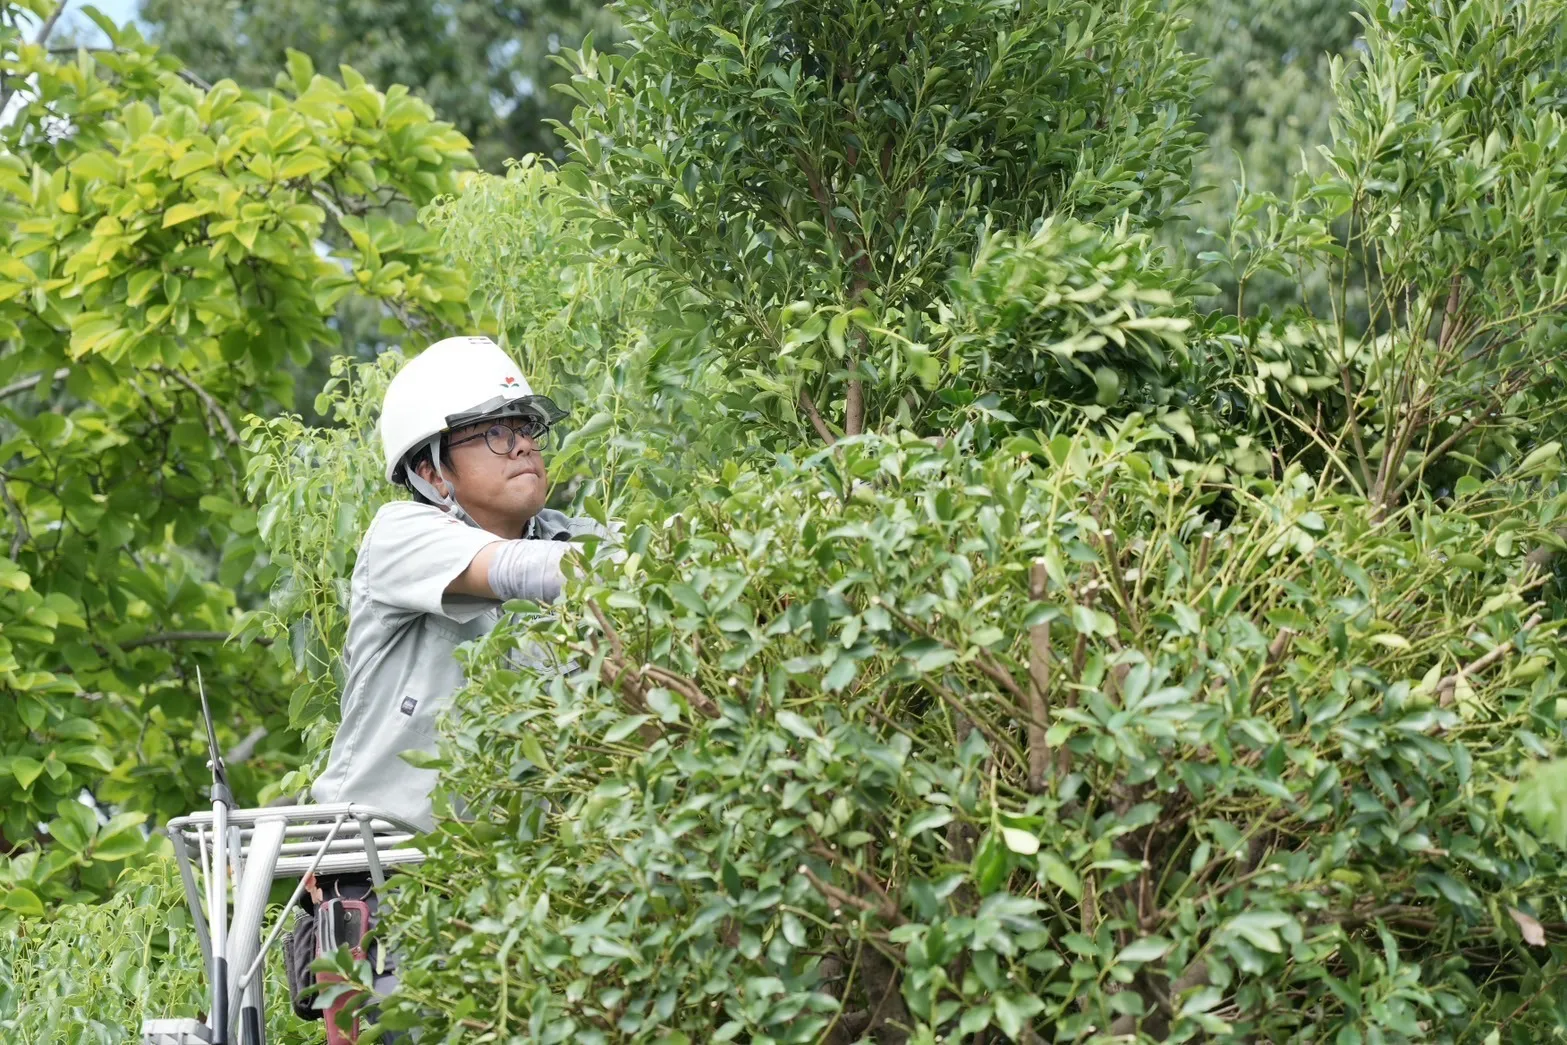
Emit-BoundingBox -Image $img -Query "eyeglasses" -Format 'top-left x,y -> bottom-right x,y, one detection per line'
446,418 -> 552,455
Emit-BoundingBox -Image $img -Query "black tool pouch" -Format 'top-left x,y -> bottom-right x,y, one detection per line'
282,907 -> 323,1021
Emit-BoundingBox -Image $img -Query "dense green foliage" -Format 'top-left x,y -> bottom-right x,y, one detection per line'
0,1 -> 470,907
556,0 -> 1203,445
10,0 -> 1567,1042
388,426 -> 1567,1043
0,862 -> 306,1044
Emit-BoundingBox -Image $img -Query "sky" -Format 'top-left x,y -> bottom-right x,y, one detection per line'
90,0 -> 137,20
59,0 -> 141,44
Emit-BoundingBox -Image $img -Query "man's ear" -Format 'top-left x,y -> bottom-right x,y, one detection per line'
413,459 -> 451,499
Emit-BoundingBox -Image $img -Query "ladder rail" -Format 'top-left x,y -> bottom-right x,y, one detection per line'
237,813 -> 346,992
172,828 -> 212,969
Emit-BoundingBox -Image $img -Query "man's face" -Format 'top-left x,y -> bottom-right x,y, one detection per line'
426,419 -> 550,526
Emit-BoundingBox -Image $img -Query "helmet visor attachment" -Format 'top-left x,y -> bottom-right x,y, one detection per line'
443,393 -> 566,431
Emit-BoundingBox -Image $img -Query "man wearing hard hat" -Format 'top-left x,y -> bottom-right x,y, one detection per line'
299,336 -> 604,1040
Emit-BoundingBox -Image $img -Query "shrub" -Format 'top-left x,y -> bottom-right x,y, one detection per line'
377,426 -> 1567,1043
0,862 -> 305,1044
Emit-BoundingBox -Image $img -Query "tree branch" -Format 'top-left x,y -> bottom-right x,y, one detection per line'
1026,560 -> 1052,791
807,841 -> 903,925
0,472 -> 29,560
153,367 -> 240,446
0,367 -> 69,401
1436,613 -> 1543,706
800,862 -> 893,922
115,630 -> 263,651
1388,368 -> 1531,505
1436,271 -> 1464,353
587,604 -> 693,735
34,0 -> 68,46
223,726 -> 268,764
799,389 -> 837,445
0,2 -> 68,112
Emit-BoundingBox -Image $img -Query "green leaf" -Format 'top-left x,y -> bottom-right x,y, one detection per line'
0,557 -> 31,591
775,710 -> 819,742
822,654 -> 856,693
162,201 -> 212,228
604,714 -> 652,743
91,828 -> 149,862
58,745 -> 114,772
1116,936 -> 1173,964
519,731 -> 551,772
1,888 -> 43,917
992,992 -> 1044,1039
904,809 -> 954,837
170,150 -> 217,179
722,859 -> 742,899
973,833 -> 1008,895
278,151 -> 331,181
667,583 -> 708,615
1520,441 -> 1561,474
285,47 -> 316,91
398,748 -> 447,770
1038,851 -> 1081,901
1000,827 -> 1039,855
8,756 -> 43,789
960,1006 -> 993,1035
1223,911 -> 1291,953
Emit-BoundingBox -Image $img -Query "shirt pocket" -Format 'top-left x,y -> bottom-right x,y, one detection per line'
395,687 -> 442,741
396,616 -> 485,740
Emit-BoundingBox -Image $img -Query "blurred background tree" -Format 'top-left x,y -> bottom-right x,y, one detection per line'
1178,0 -> 1363,314
137,0 -> 618,170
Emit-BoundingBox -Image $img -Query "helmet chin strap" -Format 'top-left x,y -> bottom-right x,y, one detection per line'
407,436 -> 480,528
405,434 -> 539,538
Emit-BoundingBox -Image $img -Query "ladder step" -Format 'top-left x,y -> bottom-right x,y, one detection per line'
141,1017 -> 213,1044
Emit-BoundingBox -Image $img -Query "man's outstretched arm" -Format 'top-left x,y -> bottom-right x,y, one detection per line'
444,539 -> 574,603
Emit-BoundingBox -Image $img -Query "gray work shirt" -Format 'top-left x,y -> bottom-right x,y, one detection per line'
311,501 -> 600,831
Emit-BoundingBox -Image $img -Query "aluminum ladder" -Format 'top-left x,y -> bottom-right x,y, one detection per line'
140,802 -> 425,1045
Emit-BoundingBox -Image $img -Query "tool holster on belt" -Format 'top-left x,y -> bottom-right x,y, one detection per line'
317,892 -> 372,1045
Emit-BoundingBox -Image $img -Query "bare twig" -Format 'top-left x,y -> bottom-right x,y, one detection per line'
800,862 -> 889,921
34,1 -> 68,46
223,726 -> 268,764
0,368 -> 69,401
800,389 -> 837,445
808,842 -> 903,925
1435,613 -> 1543,706
153,367 -> 240,446
116,630 -> 263,651
1026,560 -> 1052,791
0,472 -> 29,560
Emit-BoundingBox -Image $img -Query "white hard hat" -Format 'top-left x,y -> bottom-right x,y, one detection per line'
379,336 -> 564,484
